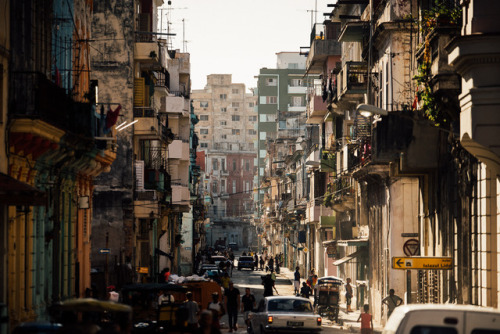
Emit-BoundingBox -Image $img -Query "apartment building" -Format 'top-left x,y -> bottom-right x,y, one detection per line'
192,74 -> 257,249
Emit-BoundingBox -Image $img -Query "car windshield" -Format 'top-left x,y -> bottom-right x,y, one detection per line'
267,299 -> 313,312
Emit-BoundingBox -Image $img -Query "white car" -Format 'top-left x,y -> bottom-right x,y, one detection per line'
383,304 -> 500,334
249,296 -> 322,334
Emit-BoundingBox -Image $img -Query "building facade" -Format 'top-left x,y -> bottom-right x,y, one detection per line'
192,74 -> 257,249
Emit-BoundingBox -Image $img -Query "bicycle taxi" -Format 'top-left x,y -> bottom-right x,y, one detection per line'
314,276 -> 343,322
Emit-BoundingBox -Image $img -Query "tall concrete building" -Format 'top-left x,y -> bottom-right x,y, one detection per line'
255,52 -> 310,223
192,75 -> 257,249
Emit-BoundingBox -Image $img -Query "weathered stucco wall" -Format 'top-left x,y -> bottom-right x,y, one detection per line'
90,0 -> 135,278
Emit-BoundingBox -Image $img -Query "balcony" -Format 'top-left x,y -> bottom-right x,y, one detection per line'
9,72 -> 99,138
287,104 -> 306,112
306,39 -> 341,74
307,199 -> 334,222
307,95 -> 329,124
154,70 -> 170,96
337,61 -> 368,104
288,86 -> 307,94
327,176 -> 355,212
168,139 -> 189,161
162,95 -> 190,116
172,183 -> 190,204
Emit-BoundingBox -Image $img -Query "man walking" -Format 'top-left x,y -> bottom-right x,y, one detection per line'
224,281 -> 240,332
241,288 -> 256,329
294,267 -> 301,295
184,291 -> 199,330
382,288 -> 403,318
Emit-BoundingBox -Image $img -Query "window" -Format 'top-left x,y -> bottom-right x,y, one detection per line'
260,150 -> 266,158
233,160 -> 237,171
221,107 -> 227,112
232,180 -> 236,193
288,63 -> 299,69
221,180 -> 226,192
200,115 -> 209,121
232,129 -> 240,135
248,102 -> 254,107
267,96 -> 277,104
249,142 -> 254,149
266,78 -> 277,86
212,181 -> 218,193
260,114 -> 276,122
200,143 -> 208,148
232,102 -> 240,108
212,159 -> 218,170
200,101 -> 208,108
200,129 -> 208,134
221,121 -> 227,125
220,94 -> 227,100
221,134 -> 227,139
248,129 -> 256,135
248,116 -> 257,122
232,88 -> 239,94
221,158 -> 226,170
245,160 -> 250,171
259,132 -> 266,140
290,78 -> 303,87
232,115 -> 240,121
291,96 -> 304,106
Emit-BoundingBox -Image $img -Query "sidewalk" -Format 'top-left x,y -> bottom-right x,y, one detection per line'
276,267 -> 383,333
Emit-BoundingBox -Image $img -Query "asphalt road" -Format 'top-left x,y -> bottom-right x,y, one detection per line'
218,259 -> 350,334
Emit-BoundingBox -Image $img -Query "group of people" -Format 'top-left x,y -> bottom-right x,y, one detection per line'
255,253 -> 283,272
180,283 -> 258,334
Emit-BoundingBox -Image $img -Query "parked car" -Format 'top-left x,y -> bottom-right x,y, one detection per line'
198,263 -> 218,276
210,255 -> 228,267
383,304 -> 500,334
249,296 -> 322,334
228,242 -> 239,251
238,256 -> 255,270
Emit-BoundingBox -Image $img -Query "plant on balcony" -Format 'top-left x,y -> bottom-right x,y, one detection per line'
413,38 -> 446,126
421,0 -> 462,35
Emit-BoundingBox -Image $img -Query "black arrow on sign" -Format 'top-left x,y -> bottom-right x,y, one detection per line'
396,258 -> 404,268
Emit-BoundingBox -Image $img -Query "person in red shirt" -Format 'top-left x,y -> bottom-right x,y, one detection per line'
163,267 -> 171,282
357,304 -> 373,334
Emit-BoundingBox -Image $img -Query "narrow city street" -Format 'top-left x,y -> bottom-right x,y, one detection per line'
215,256 -> 369,334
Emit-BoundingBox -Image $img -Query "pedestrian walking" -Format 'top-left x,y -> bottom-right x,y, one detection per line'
345,278 -> 353,312
241,288 -> 256,329
207,292 -> 225,330
254,254 -> 258,269
259,256 -> 264,270
262,274 -> 278,297
357,304 -> 374,334
184,291 -> 199,330
382,288 -> 403,318
293,267 -> 301,295
224,282 -> 240,332
267,256 -> 274,272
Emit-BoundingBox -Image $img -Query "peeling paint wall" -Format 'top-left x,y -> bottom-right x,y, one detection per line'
90,0 -> 136,288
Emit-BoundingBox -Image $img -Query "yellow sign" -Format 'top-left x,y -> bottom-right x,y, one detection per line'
392,257 -> 452,270
137,267 -> 149,274
303,247 -> 308,252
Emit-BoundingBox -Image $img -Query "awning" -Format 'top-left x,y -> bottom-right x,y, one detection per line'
337,239 -> 368,247
333,250 -> 362,266
0,173 -> 47,206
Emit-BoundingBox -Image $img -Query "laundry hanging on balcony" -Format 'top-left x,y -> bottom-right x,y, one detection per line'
102,104 -> 122,134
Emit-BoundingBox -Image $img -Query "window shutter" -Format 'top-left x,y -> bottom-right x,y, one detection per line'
134,77 -> 145,106
135,160 -> 145,189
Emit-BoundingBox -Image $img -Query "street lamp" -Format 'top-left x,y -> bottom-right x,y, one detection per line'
356,104 -> 388,117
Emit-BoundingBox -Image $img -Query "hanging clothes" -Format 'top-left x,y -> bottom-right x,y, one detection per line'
105,104 -> 121,131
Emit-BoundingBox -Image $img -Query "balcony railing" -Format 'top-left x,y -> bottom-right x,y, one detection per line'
338,61 -> 368,100
9,71 -> 98,137
134,107 -> 155,118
